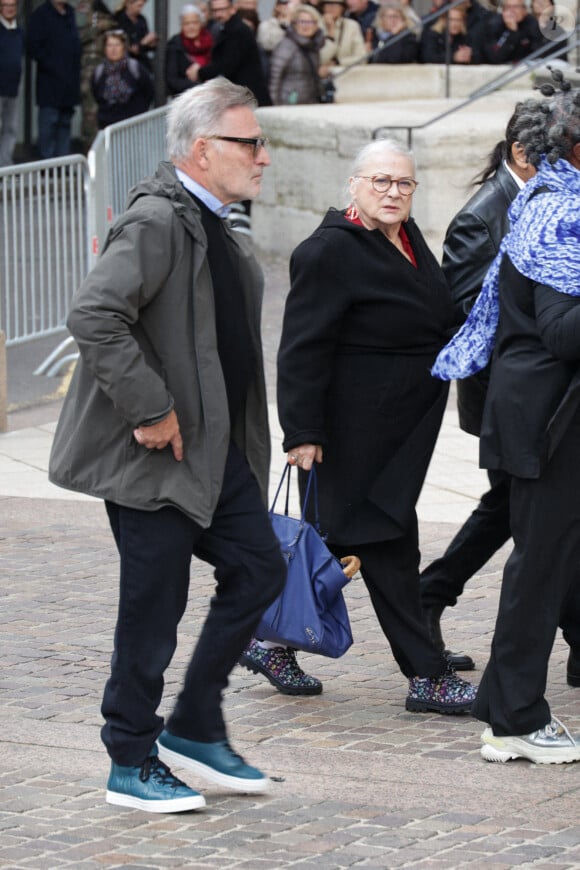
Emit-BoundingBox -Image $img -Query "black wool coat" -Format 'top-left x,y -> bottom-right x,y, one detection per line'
442,161 -> 519,436
480,255 -> 580,480
277,208 -> 454,546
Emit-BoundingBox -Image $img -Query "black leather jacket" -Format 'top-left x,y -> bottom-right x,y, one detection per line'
442,161 -> 519,435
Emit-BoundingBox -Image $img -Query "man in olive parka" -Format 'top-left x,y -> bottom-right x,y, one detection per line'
49,77 -> 286,812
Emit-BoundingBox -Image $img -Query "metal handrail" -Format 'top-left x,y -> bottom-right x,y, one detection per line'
372,33 -> 579,144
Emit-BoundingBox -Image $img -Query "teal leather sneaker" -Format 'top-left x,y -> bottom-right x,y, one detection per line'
157,730 -> 270,793
106,754 -> 206,812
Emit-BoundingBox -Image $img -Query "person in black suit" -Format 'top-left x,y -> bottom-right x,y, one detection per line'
272,138 -> 478,715
432,80 -> 580,763
188,0 -> 270,105
419,104 -> 537,669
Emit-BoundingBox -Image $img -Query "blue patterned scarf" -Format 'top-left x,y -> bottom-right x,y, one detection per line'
432,157 -> 580,380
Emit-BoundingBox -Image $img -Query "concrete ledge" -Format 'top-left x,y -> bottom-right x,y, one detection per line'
332,63 -> 529,103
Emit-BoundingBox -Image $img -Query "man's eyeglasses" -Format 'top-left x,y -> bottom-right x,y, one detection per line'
356,175 -> 418,196
207,135 -> 270,158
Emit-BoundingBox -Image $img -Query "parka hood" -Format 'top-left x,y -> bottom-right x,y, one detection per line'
125,160 -> 196,212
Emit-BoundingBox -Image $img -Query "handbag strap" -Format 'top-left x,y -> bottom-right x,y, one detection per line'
270,463 -> 322,532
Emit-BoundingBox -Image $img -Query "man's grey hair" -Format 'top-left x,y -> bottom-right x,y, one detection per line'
167,78 -> 258,162
180,3 -> 206,23
351,138 -> 415,177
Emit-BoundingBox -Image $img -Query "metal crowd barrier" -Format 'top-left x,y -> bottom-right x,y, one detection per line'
88,106 -> 168,258
0,155 -> 91,347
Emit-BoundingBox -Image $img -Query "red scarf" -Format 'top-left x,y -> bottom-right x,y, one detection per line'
181,29 -> 213,66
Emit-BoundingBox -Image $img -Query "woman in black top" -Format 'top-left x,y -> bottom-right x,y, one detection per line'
368,3 -> 418,64
420,5 -> 477,64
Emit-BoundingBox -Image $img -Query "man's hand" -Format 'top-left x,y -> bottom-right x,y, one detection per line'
133,409 -> 183,461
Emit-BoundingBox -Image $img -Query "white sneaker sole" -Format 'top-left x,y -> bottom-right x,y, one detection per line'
157,744 -> 270,794
106,789 -> 206,812
481,734 -> 580,765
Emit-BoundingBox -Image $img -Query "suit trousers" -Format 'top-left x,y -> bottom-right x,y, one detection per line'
419,468 -> 511,609
101,442 -> 286,766
37,106 -> 74,159
472,412 -> 580,735
332,516 -> 447,679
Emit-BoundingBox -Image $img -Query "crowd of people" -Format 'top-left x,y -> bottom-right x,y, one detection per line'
0,0 -> 569,163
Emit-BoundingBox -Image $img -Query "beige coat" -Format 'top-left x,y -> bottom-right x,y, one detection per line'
319,17 -> 366,67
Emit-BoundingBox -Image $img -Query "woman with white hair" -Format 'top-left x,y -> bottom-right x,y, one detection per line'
166,4 -> 213,95
242,138 -> 477,714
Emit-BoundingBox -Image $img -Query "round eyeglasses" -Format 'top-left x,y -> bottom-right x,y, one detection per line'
356,175 -> 418,196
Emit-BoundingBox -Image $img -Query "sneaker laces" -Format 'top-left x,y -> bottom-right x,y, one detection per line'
222,739 -> 247,764
140,755 -> 189,790
544,716 -> 576,744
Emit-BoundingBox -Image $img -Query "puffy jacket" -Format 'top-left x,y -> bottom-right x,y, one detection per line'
269,27 -> 324,105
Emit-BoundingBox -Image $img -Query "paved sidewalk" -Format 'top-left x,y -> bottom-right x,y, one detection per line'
1,255 -> 579,869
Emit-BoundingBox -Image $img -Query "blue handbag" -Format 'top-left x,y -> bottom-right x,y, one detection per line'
256,464 -> 354,658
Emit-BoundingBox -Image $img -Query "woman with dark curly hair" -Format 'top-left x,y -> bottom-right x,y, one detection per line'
433,74 -> 580,764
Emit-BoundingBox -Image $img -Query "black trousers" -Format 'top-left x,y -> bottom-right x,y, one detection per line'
419,469 -> 511,609
472,414 -> 580,735
332,515 -> 447,679
101,443 -> 286,766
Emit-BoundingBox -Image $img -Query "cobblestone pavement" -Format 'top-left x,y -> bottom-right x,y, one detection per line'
1,254 -> 580,869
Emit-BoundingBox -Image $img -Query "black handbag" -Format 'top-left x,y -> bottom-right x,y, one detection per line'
256,464 -> 354,658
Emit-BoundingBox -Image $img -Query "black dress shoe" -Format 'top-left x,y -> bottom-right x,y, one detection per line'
424,604 -> 476,671
567,650 -> 580,687
445,649 -> 476,671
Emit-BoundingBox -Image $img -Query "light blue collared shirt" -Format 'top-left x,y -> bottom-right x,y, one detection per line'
175,168 -> 231,218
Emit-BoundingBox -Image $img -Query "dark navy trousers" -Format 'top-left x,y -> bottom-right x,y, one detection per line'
101,443 -> 286,766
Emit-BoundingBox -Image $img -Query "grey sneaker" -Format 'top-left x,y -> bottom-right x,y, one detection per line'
480,717 -> 580,764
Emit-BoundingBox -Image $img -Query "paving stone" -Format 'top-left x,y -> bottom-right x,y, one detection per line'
2,253 -> 580,868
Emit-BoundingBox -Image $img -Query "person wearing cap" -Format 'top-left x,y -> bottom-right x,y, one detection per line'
319,0 -> 366,75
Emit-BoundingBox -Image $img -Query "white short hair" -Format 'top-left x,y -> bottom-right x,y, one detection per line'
181,3 -> 205,22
